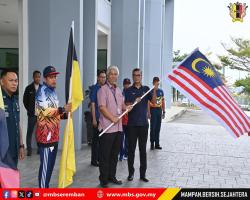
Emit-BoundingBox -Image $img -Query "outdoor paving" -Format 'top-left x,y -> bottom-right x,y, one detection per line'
19,109 -> 250,188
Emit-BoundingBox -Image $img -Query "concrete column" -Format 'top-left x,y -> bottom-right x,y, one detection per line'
139,0 -> 145,72
111,0 -> 141,86
49,0 -> 82,150
82,0 -> 97,143
162,0 -> 174,108
144,0 -> 164,87
83,0 -> 97,88
18,0 -> 29,147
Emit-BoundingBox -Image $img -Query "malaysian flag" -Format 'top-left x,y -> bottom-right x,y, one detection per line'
167,49 -> 250,138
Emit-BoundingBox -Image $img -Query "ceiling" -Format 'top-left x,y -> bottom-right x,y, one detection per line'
0,0 -> 18,36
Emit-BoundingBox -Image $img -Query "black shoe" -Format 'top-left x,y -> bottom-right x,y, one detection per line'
150,144 -> 154,150
27,150 -> 32,156
100,181 -> 108,188
127,174 -> 134,181
155,146 -> 162,150
108,177 -> 122,185
140,177 -> 149,182
91,161 -> 99,167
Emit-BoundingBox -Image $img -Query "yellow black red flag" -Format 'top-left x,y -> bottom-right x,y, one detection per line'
58,22 -> 83,188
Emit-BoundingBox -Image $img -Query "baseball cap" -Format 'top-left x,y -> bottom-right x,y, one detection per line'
123,78 -> 131,85
43,66 -> 60,77
153,76 -> 160,82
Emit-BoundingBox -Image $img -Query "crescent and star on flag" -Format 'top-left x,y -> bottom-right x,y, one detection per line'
191,58 -> 216,78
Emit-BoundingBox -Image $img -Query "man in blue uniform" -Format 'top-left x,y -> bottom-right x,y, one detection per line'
0,70 -> 24,168
89,70 -> 106,167
125,68 -> 156,182
148,77 -> 165,150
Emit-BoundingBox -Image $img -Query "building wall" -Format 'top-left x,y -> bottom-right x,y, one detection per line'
0,35 -> 18,48
111,0 -> 141,86
144,0 -> 164,88
97,0 -> 111,29
163,0 -> 174,108
111,0 -> 174,108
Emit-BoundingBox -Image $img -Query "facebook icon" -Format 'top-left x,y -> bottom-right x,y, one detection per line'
2,190 -> 10,199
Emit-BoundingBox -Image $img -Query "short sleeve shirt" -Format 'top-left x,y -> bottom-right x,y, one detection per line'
125,85 -> 152,126
89,83 -> 101,121
97,82 -> 124,133
149,88 -> 164,108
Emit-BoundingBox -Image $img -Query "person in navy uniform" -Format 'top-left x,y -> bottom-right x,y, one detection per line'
89,69 -> 106,167
23,70 -> 41,156
125,68 -> 156,182
119,78 -> 131,161
148,77 -> 165,150
0,70 -> 25,169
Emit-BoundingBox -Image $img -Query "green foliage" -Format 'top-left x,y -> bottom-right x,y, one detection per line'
220,38 -> 250,72
173,50 -> 188,62
235,77 -> 250,94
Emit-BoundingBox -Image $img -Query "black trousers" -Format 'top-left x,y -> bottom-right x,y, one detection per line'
99,132 -> 121,183
150,108 -> 162,146
127,125 -> 148,178
26,116 -> 37,151
91,124 -> 100,163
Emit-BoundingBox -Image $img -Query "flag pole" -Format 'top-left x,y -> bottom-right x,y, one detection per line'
99,84 -> 157,137
61,20 -> 74,188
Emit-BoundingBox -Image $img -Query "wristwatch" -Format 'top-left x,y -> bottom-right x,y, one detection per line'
19,144 -> 25,149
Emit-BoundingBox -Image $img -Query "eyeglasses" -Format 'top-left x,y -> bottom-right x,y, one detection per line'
133,74 -> 141,77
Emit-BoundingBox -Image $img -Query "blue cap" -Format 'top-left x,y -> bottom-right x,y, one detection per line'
43,66 -> 60,77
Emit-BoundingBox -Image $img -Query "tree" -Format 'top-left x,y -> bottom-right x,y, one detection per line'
220,38 -> 250,72
173,50 -> 188,63
235,77 -> 250,94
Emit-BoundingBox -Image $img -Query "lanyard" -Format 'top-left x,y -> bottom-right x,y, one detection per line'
108,84 -> 118,106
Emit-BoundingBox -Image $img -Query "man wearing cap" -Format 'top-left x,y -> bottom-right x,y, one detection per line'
148,77 -> 165,150
36,66 -> 71,188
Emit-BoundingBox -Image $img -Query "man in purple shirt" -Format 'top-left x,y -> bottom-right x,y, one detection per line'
97,66 -> 132,188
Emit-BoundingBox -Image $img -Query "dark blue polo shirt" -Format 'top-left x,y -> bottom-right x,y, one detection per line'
89,83 -> 101,121
2,88 -> 20,163
125,85 -> 152,126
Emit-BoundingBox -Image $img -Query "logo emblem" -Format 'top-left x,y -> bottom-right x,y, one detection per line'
18,191 -> 25,198
2,191 -> 10,199
228,2 -> 248,22
26,191 -> 33,198
97,190 -> 104,199
11,190 -> 18,198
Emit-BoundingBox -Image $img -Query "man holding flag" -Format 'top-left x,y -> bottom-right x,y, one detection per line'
36,66 -> 71,188
58,22 -> 83,188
